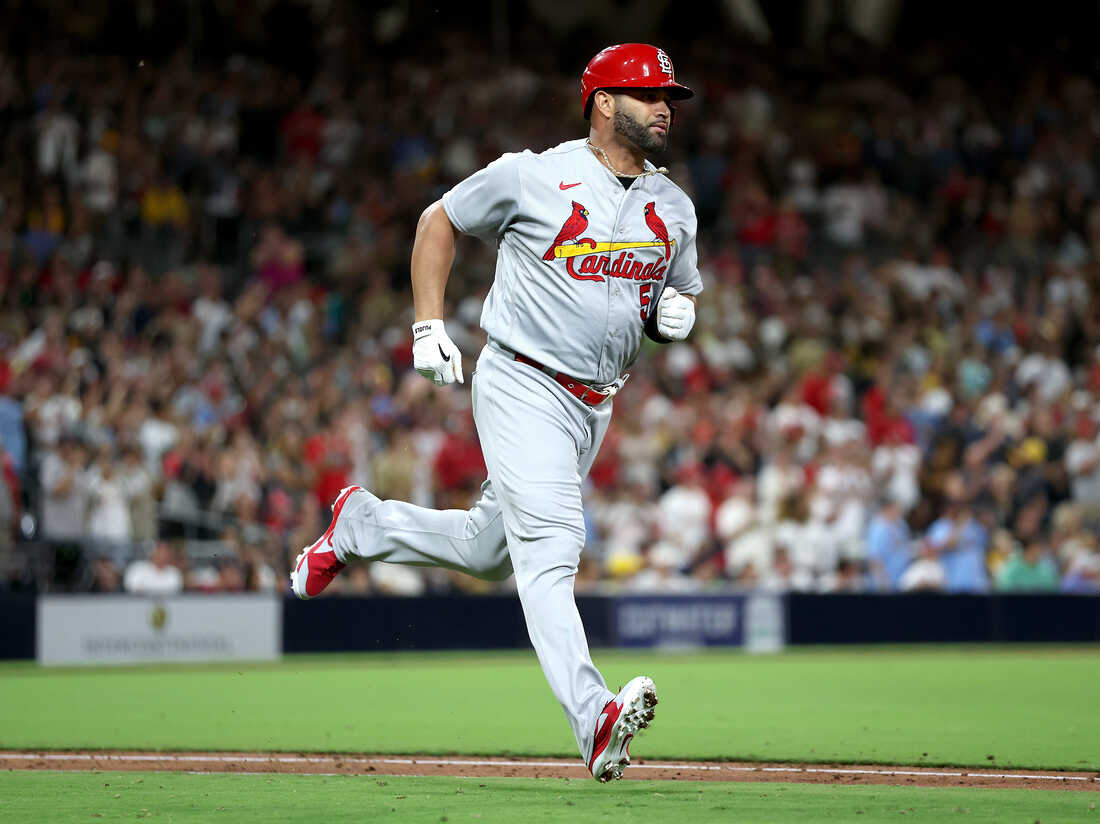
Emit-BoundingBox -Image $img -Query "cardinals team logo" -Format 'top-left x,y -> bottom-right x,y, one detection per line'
643,202 -> 671,260
543,201 -> 593,261
656,49 -> 674,78
543,201 -> 676,285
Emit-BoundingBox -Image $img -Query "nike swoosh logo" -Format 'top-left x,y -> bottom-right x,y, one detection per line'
438,344 -> 451,362
559,181 -> 582,190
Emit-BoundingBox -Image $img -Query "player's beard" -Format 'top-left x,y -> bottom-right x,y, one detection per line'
613,109 -> 668,155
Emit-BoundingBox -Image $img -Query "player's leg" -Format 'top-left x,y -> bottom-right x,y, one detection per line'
290,474 -> 510,599
332,480 -> 510,578
565,389 -> 659,782
471,345 -> 615,763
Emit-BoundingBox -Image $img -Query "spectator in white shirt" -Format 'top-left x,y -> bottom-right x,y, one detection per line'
1015,329 -> 1072,404
769,384 -> 822,464
821,172 -> 868,247
872,424 -> 921,513
898,540 -> 947,592
35,96 -> 79,182
1064,412 -> 1100,508
718,478 -> 774,578
656,463 -> 713,563
123,541 -> 184,595
757,439 -> 806,524
85,448 -> 132,547
80,134 -> 119,214
39,434 -> 90,541
758,545 -> 814,592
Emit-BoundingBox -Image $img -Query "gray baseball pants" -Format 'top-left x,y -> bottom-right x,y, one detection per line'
330,341 -> 616,760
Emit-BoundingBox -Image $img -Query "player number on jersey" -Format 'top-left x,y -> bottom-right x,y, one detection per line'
639,283 -> 652,322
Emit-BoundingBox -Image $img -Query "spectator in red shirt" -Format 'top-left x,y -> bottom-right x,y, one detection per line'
304,422 -> 352,509
280,100 -> 324,162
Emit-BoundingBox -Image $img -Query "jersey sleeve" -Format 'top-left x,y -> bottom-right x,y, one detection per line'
441,152 -> 525,243
666,198 -> 702,296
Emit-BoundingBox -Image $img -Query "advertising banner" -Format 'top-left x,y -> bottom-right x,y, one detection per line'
614,593 -> 785,651
37,594 -> 281,666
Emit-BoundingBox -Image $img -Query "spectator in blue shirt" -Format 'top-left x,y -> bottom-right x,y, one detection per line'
0,395 -> 26,476
865,497 -> 912,591
925,503 -> 990,593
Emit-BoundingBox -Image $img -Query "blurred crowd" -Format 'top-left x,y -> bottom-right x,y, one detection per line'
1,3 -> 1099,596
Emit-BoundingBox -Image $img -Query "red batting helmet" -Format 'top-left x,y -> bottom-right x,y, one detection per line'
581,43 -> 694,119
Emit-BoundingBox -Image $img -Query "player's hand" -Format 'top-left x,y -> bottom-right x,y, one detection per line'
412,319 -> 464,385
655,287 -> 695,341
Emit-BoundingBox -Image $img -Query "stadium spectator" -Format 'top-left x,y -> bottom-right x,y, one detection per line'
39,434 -> 89,542
758,545 -> 814,592
655,463 -> 712,567
1065,412 -> 1100,513
995,541 -> 1061,591
85,447 -> 132,551
3,6 -> 1100,597
898,541 -> 948,592
1061,551 -> 1100,593
120,444 -> 157,544
924,497 -> 990,593
88,557 -> 122,593
0,441 -> 18,582
865,497 -> 913,592
123,540 -> 183,595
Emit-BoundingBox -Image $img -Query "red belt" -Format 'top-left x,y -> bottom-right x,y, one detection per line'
513,353 -> 612,406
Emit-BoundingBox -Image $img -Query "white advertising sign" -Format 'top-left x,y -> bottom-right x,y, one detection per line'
37,594 -> 281,665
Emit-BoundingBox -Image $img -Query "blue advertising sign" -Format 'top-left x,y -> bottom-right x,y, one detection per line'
614,593 -> 785,650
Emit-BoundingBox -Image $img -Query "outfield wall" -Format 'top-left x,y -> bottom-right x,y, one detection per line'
2,593 -> 1098,660
785,593 -> 1100,644
282,593 -> 1100,652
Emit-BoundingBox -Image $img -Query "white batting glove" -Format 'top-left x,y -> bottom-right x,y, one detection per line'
655,287 -> 696,341
412,319 -> 464,385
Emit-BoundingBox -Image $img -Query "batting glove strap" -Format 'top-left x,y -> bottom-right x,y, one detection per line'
412,319 -> 464,385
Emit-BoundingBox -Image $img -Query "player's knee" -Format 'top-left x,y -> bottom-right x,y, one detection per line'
467,543 -> 513,581
472,556 -> 514,582
510,515 -> 585,549
514,559 -> 579,598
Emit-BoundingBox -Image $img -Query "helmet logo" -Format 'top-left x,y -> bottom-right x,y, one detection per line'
656,49 -> 673,79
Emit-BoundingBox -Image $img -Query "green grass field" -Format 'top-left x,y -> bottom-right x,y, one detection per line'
1,772 -> 1096,824
2,646 -> 1097,823
1,646 -> 1097,770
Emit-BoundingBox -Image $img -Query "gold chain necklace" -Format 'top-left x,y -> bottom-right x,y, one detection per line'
586,138 -> 668,178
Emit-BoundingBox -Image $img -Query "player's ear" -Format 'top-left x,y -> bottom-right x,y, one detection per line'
593,90 -> 614,120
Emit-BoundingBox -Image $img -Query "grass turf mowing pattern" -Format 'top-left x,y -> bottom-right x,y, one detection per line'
1,646 -> 1097,770
0,772 -> 1095,824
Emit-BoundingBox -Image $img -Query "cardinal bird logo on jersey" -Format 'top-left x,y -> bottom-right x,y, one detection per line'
543,201 -> 594,261
542,199 -> 675,286
643,202 -> 671,261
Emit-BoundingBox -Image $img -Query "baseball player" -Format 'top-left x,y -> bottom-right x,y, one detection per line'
291,43 -> 700,782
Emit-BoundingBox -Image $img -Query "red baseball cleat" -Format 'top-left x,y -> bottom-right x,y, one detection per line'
588,676 -> 658,782
289,485 -> 361,599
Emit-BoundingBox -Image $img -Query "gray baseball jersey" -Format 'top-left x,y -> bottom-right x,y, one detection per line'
442,138 -> 703,385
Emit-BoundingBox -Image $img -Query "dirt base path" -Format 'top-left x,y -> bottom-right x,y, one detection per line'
2,752 -> 1097,791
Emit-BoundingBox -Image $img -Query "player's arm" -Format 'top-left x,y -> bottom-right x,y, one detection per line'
409,200 -> 464,385
412,201 -> 457,322
410,152 -> 522,383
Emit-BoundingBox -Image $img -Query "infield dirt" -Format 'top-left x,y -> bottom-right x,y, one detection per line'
3,751 -> 1097,791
